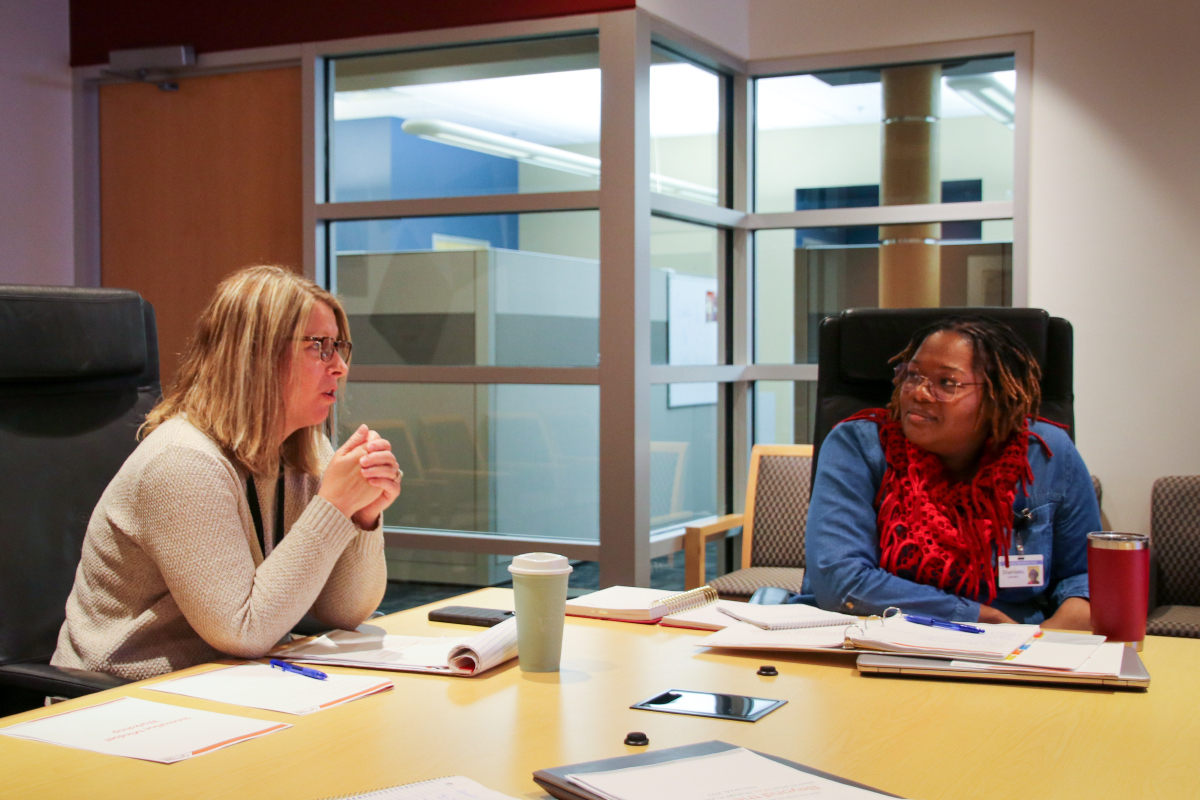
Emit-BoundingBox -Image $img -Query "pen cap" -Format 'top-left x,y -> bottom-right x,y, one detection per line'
508,552 -> 573,576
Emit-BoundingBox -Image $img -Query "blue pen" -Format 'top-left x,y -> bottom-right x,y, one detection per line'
904,614 -> 985,634
269,658 -> 328,680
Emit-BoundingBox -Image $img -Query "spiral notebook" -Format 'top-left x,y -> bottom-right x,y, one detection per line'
565,586 -> 723,624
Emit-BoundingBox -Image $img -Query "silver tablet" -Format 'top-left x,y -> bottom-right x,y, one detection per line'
856,646 -> 1150,690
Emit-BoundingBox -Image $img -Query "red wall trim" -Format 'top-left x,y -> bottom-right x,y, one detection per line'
70,0 -> 634,67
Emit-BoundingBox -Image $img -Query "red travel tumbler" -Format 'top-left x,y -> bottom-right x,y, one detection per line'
1087,532 -> 1150,651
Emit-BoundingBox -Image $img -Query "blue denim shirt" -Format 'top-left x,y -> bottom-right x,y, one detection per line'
803,419 -> 1099,624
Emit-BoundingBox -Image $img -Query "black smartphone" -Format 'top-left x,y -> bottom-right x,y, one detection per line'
631,689 -> 786,722
427,606 -> 515,627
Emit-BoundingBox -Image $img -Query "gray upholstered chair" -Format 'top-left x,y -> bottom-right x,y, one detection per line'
1147,476 -> 1200,638
683,445 -> 811,596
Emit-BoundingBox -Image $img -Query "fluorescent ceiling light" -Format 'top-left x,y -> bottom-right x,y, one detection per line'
401,119 -> 719,203
945,75 -> 1016,128
755,71 -> 1017,129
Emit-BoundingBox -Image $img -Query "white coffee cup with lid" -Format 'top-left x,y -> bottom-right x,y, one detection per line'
508,553 -> 573,672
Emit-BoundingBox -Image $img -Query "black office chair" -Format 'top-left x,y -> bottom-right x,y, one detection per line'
0,286 -> 160,714
812,307 -> 1075,481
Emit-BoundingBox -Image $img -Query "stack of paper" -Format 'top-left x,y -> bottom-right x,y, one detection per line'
845,616 -> 1041,660
700,621 -> 850,652
0,697 -> 289,763
147,663 -> 393,715
716,603 -> 858,630
950,637 -> 1124,677
317,776 -> 521,800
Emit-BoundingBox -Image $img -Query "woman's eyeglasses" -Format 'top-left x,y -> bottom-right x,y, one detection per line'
894,362 -> 982,402
299,336 -> 353,363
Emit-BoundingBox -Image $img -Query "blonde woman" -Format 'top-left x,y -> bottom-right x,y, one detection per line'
52,266 -> 397,680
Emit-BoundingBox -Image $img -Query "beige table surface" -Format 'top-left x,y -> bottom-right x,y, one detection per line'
1,588 -> 1197,800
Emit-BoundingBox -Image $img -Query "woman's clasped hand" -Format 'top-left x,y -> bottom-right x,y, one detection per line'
319,424 -> 403,530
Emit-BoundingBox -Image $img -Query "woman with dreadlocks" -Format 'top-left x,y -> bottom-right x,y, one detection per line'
804,316 -> 1098,629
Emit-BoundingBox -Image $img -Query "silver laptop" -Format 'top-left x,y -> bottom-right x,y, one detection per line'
856,645 -> 1150,690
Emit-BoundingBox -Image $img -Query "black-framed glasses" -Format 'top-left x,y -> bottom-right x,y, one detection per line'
299,336 -> 353,363
894,362 -> 982,402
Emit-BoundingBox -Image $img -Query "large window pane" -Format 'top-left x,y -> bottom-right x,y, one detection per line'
755,222 -> 1012,364
650,383 -> 720,530
755,55 -> 1015,213
754,381 -> 816,446
333,211 -> 599,366
649,48 -> 721,205
650,215 -> 721,367
331,36 -> 600,202
339,383 -> 599,540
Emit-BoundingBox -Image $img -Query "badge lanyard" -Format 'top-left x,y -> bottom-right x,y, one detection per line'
246,469 -> 285,557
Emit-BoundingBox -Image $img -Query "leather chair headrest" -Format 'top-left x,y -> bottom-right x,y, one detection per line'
0,286 -> 148,381
837,307 -> 1050,381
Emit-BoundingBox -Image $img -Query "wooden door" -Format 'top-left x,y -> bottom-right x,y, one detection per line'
99,67 -> 302,387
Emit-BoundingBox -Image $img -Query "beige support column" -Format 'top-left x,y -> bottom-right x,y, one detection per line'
879,63 -> 941,308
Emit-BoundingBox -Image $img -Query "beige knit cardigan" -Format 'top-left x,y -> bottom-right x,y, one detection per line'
52,417 -> 387,681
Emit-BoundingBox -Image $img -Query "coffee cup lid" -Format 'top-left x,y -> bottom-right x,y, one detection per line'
508,552 -> 573,576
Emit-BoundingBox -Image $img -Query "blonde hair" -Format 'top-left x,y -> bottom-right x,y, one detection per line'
142,265 -> 351,477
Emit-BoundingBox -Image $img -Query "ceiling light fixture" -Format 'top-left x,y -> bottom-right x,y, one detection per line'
945,75 -> 1016,129
401,119 -> 719,203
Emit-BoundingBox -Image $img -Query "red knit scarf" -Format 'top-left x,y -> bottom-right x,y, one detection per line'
845,408 -> 1052,604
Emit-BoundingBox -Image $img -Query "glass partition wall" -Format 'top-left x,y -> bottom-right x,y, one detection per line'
306,12 -> 1026,586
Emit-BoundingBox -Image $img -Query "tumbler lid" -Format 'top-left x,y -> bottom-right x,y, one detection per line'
1087,532 -> 1149,550
508,552 -> 573,576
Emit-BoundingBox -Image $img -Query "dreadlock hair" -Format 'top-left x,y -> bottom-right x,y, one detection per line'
885,315 -> 1042,446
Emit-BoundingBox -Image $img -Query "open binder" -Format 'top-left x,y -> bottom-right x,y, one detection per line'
701,607 -> 1114,674
273,618 -> 518,677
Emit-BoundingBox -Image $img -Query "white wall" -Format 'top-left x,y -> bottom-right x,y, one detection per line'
0,0 -> 73,286
749,0 -> 1200,535
637,0 -> 750,60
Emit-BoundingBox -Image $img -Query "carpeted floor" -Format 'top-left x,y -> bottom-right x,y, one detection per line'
376,541 -> 725,615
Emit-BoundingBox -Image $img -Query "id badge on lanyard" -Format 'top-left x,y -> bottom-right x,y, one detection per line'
997,518 -> 1045,588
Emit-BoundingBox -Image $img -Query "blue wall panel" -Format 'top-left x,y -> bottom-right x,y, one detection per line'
333,117 -> 520,253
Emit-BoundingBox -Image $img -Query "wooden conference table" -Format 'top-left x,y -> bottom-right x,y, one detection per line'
2,588 -> 1198,800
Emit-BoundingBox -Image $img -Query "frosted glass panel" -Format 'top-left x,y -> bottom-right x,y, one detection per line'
334,211 -> 599,367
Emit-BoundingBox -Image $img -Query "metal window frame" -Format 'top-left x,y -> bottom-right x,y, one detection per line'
71,13 -> 1028,585
297,9 -> 753,584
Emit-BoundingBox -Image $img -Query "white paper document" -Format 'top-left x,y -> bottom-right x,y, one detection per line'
567,747 -> 896,800
0,696 -> 289,763
1002,632 -> 1107,671
699,621 -> 850,652
333,775 -> 521,800
951,641 -> 1125,677
146,662 -> 394,715
275,617 -> 518,676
